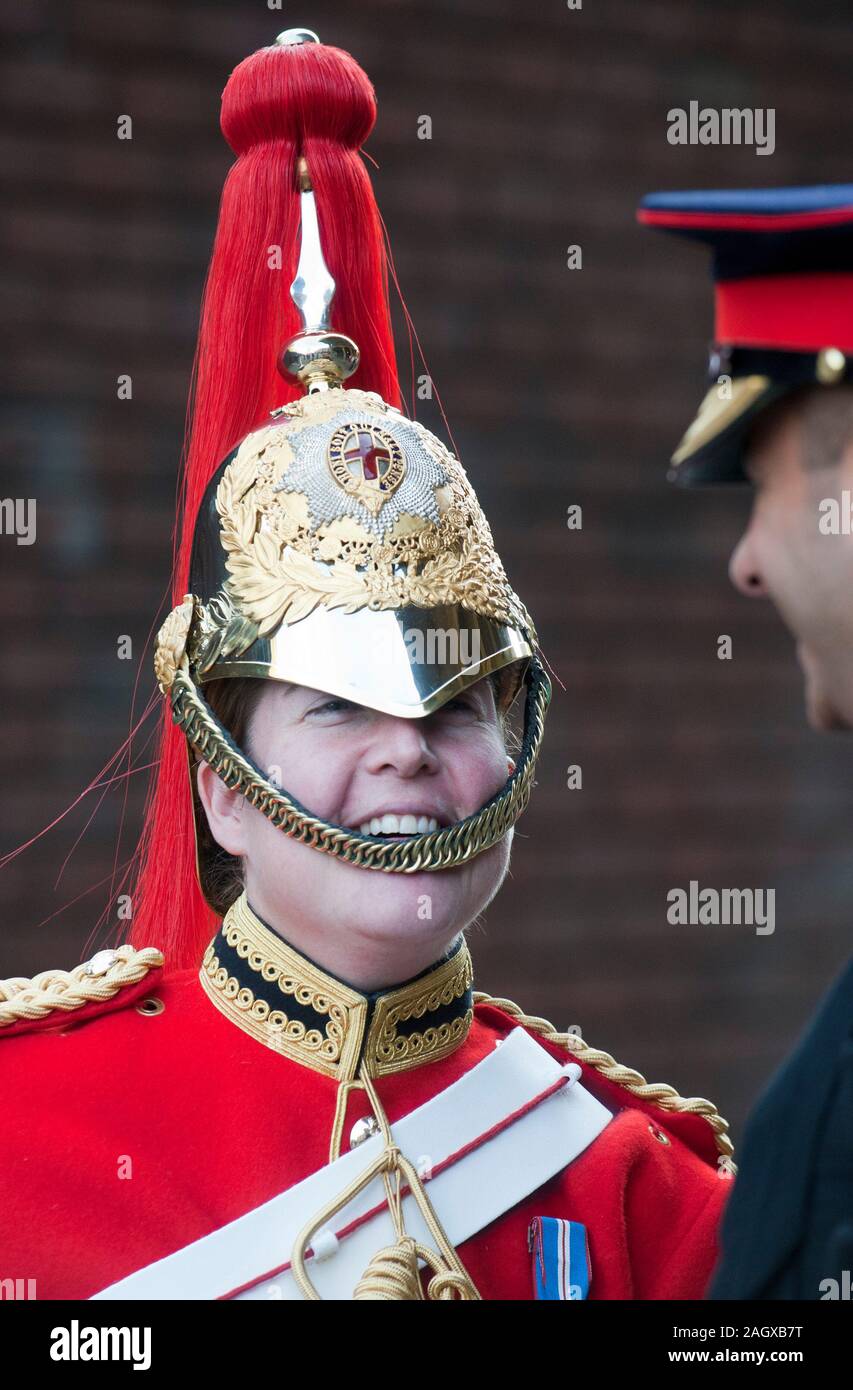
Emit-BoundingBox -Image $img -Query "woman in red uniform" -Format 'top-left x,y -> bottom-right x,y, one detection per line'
0,30 -> 732,1302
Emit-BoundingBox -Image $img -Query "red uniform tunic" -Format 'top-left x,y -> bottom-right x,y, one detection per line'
0,902 -> 732,1301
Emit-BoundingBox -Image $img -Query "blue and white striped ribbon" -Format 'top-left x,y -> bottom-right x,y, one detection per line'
530,1216 -> 591,1300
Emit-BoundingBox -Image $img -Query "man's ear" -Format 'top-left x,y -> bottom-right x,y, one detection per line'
196,760 -> 247,856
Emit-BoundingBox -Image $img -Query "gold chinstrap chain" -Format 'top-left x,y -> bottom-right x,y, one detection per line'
475,993 -> 735,1162
169,654 -> 551,874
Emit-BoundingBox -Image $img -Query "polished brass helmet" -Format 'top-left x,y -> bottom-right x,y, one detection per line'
181,386 -> 536,717
153,56 -> 550,891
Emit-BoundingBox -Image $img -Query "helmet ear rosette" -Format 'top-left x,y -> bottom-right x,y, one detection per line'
154,386 -> 551,888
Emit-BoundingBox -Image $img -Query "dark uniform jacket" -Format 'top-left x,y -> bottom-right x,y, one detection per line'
711,956 -> 853,1300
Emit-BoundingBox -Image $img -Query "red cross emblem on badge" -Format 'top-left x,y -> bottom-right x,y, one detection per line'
327,422 -> 406,515
343,430 -> 392,483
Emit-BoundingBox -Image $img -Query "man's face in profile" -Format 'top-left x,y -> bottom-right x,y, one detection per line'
727,388 -> 853,732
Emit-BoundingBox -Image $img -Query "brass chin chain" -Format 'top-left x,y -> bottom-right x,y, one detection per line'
169,654 -> 551,874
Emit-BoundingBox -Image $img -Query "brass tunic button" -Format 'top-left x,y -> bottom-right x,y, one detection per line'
349,1115 -> 381,1149
648,1123 -> 671,1146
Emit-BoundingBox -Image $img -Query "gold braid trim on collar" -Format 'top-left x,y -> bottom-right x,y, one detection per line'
200,893 -> 474,1082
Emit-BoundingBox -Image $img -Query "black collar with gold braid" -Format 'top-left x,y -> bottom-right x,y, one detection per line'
199,892 -> 474,1083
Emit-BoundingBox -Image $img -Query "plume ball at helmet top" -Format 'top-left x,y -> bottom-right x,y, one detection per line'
221,43 -> 378,155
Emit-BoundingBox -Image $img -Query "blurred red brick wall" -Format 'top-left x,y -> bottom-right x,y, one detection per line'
1,0 -> 851,1137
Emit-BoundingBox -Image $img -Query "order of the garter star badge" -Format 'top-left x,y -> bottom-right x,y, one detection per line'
326,421 -> 406,515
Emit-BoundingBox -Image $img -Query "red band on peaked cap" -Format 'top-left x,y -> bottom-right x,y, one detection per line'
637,206 -> 853,234
715,273 -> 853,352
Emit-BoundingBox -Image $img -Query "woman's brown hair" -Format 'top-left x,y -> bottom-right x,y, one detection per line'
191,677 -> 266,916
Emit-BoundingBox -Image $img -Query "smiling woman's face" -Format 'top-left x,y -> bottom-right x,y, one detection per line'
196,674 -> 514,981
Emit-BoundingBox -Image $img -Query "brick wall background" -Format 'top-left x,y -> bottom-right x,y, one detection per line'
1,0 -> 852,1138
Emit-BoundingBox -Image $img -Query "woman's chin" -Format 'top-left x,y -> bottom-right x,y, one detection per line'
332,869 -> 473,940
334,851 -> 509,943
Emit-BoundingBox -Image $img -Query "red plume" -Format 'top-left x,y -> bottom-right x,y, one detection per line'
130,42 -> 401,967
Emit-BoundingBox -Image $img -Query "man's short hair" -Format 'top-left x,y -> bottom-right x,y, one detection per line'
801,383 -> 853,472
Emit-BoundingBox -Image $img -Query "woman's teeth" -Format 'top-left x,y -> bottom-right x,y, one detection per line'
358,813 -> 440,836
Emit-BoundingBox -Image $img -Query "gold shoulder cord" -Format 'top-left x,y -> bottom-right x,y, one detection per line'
0,946 -> 164,1030
473,992 -> 735,1163
293,1061 -> 481,1300
0,934 -> 474,1297
295,984 -> 738,1301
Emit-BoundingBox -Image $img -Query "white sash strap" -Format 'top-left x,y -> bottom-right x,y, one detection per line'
92,1027 -> 613,1300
